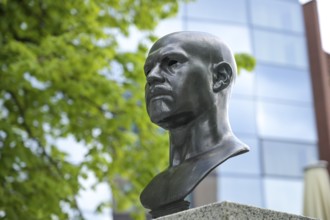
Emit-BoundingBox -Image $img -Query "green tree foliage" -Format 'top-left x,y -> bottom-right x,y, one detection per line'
235,53 -> 256,74
0,0 -> 255,219
0,0 -> 178,219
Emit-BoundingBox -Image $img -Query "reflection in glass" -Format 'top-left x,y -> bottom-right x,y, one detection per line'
218,136 -> 260,175
186,22 -> 252,53
264,178 -> 303,215
257,102 -> 317,142
218,176 -> 263,207
253,30 -> 308,68
256,64 -> 312,103
262,140 -> 318,177
186,0 -> 248,24
250,0 -> 303,33
229,98 -> 256,135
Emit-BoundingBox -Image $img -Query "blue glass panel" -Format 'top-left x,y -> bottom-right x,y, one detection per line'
250,0 -> 304,33
186,0 -> 248,24
253,30 -> 308,68
186,22 -> 252,53
218,176 -> 263,207
229,98 -> 256,135
262,140 -> 318,177
256,64 -> 313,103
218,136 -> 261,175
264,178 -> 303,215
232,69 -> 255,97
257,102 -> 317,142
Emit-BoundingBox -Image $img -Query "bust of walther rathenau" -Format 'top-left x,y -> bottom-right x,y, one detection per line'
140,31 -> 250,218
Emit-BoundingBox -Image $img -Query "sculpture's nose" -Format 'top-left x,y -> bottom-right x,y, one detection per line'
147,65 -> 165,85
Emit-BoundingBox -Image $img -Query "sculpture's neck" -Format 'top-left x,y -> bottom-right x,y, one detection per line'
169,104 -> 232,167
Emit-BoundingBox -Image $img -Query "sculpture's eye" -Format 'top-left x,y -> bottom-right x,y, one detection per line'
167,59 -> 179,72
168,60 -> 178,67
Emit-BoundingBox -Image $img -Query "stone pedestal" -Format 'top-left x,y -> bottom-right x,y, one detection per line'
156,201 -> 317,220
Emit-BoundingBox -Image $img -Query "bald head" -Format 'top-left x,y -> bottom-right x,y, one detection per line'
144,31 -> 236,129
150,31 -> 237,82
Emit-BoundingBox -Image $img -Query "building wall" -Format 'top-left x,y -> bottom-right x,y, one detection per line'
303,0 -> 330,175
154,0 -> 319,216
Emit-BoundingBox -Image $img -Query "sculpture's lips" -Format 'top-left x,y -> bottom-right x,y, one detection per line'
147,86 -> 172,101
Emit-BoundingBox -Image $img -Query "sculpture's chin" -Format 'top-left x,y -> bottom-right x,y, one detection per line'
147,98 -> 195,129
149,111 -> 172,130
147,98 -> 173,125
156,111 -> 195,130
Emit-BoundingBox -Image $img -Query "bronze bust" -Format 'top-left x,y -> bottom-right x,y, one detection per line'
140,31 -> 249,218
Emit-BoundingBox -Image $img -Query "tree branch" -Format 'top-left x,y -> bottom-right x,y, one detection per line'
8,90 -> 85,219
79,95 -> 106,114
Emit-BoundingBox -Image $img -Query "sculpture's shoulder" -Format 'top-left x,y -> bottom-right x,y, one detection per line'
219,134 -> 250,157
140,161 -> 196,210
140,135 -> 249,210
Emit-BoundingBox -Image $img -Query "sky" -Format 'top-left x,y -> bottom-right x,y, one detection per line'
314,0 -> 330,53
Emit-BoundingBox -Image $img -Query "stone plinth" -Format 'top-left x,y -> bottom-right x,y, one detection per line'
156,201 -> 317,220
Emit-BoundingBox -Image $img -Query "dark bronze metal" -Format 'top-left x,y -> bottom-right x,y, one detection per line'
140,31 -> 250,218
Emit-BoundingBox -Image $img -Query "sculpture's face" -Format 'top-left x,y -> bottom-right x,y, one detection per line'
144,37 -> 215,129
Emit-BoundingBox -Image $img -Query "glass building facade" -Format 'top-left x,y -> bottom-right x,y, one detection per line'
155,0 -> 318,215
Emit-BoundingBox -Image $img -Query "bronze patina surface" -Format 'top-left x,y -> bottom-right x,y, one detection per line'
140,31 -> 250,218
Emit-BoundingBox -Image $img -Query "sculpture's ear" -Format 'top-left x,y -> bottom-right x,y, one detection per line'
212,61 -> 233,92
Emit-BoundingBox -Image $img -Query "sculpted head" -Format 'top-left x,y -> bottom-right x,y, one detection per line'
144,31 -> 236,130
